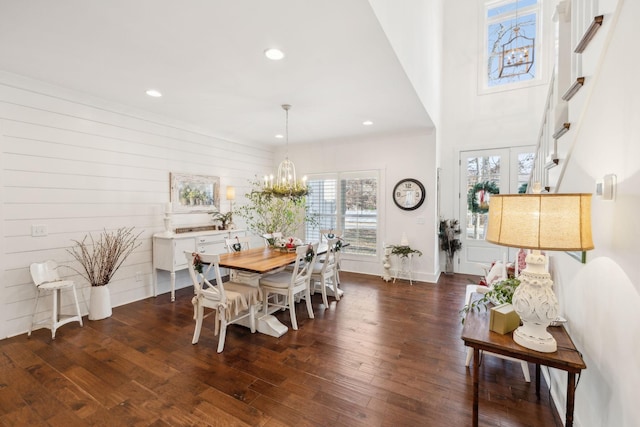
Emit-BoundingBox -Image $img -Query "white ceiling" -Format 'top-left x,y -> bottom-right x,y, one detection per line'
0,0 -> 434,146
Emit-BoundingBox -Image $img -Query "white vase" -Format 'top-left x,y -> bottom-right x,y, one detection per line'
89,286 -> 112,320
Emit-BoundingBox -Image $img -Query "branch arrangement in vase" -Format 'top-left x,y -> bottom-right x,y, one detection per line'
438,219 -> 462,257
234,177 -> 318,237
67,226 -> 143,286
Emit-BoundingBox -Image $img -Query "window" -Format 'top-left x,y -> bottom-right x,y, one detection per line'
305,171 -> 378,256
482,0 -> 540,90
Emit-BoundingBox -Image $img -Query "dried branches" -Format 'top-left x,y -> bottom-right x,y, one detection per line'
67,227 -> 143,286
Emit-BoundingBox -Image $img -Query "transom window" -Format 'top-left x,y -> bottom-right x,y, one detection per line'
305,171 -> 378,256
483,0 -> 540,90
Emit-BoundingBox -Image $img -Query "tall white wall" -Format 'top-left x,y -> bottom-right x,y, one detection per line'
548,0 -> 640,424
0,72 -> 272,339
280,130 -> 439,282
439,0 -> 553,223
368,0 -> 443,129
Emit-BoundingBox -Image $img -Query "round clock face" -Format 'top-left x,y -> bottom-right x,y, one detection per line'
393,179 -> 426,211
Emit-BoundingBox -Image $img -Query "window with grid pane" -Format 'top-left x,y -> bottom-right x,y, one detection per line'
305,171 -> 378,256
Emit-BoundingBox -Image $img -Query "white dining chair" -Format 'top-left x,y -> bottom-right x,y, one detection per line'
225,235 -> 252,253
320,229 -> 342,242
224,236 -> 262,286
258,243 -> 318,330
29,260 -> 83,339
320,229 -> 343,284
310,237 -> 339,308
185,252 -> 260,353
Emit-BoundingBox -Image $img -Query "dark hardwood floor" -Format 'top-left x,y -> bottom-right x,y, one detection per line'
0,273 -> 560,426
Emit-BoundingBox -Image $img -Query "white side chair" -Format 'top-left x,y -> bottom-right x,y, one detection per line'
225,235 -> 252,253
224,236 -> 261,286
258,243 -> 318,330
29,260 -> 83,339
320,229 -> 343,283
310,237 -> 339,308
320,229 -> 343,242
464,261 -> 530,382
185,252 -> 259,353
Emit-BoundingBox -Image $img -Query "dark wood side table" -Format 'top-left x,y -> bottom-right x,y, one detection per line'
461,294 -> 586,427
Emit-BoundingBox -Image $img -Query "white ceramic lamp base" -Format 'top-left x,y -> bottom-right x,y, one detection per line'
511,251 -> 558,353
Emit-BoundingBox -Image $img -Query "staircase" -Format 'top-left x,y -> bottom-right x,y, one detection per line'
528,0 -> 622,193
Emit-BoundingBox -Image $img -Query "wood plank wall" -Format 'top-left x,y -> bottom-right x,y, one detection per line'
0,73 -> 273,339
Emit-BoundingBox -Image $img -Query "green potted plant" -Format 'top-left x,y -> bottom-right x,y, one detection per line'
389,245 -> 422,258
212,211 -> 233,230
67,226 -> 142,320
460,277 -> 521,323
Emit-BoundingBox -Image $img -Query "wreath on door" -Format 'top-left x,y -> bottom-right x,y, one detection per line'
467,181 -> 500,214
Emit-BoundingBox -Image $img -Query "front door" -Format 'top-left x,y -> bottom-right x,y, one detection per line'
458,147 -> 534,274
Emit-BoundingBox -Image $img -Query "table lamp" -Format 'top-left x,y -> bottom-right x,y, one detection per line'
226,186 -> 236,212
486,188 -> 593,352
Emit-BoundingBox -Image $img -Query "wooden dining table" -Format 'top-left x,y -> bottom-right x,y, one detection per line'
217,244 -> 329,337
218,246 -> 300,274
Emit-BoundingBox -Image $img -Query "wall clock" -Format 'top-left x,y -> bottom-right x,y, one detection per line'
393,178 -> 426,211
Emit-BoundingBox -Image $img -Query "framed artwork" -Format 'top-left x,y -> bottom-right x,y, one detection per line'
170,172 -> 220,212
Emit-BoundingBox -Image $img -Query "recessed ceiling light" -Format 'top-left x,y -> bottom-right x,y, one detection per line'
275,134 -> 284,139
146,89 -> 162,97
264,48 -> 285,60
363,120 -> 373,126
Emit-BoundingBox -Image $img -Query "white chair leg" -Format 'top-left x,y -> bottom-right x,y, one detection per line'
288,290 -> 298,330
71,285 -> 84,327
51,289 -> 59,339
217,318 -> 227,353
29,290 -> 41,337
465,347 -> 474,367
305,286 -> 314,319
192,304 -> 204,344
320,277 -> 329,307
520,361 -> 531,382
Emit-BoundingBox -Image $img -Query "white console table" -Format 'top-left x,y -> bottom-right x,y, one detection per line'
152,229 -> 245,301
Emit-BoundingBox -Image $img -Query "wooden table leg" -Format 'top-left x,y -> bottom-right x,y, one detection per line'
536,364 -> 541,398
566,372 -> 576,427
473,347 -> 480,427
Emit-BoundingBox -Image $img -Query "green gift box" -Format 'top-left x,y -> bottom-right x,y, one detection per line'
489,303 -> 520,335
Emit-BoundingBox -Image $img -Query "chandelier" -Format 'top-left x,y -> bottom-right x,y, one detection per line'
263,104 -> 308,199
499,0 -> 535,78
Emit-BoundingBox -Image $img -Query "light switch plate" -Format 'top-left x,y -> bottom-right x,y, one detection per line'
31,224 -> 48,237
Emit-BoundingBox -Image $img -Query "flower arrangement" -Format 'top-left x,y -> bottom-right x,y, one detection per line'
274,236 -> 303,251
192,252 -> 204,274
304,244 -> 315,263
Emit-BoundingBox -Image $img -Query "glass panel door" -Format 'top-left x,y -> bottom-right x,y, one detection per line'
458,147 -> 534,274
